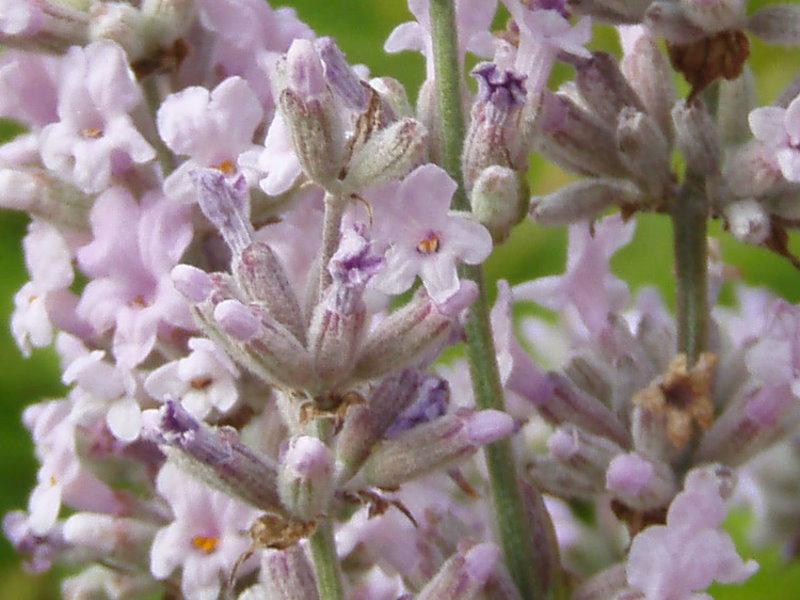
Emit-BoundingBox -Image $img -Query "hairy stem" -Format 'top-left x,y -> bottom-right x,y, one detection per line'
671,173 -> 709,364
430,1 -> 553,598
308,520 -> 344,600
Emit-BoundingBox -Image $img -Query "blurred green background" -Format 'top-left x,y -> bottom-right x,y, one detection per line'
2,0 -> 800,597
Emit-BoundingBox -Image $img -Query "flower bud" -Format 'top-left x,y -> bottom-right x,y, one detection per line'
576,52 -> 645,127
370,76 -> 413,119
279,40 -> 346,190
0,168 -> 89,228
723,198 -> 770,245
616,108 -> 673,198
620,27 -> 676,142
1,0 -> 89,52
171,264 -> 214,303
315,36 -> 368,111
353,282 -> 477,381
62,513 -> 156,567
343,118 -> 427,192
548,426 -> 626,486
362,409 -> 514,488
672,100 -> 722,178
336,369 -> 423,481
89,2 -> 148,60
192,169 -> 253,257
260,546 -> 321,600
470,166 -> 528,243
233,242 -> 305,343
151,400 -> 286,515
278,436 -> 335,520
520,480 -> 562,592
215,300 -> 260,341
537,92 -> 627,179
527,455 -> 603,500
748,5 -> 800,46
140,0 -> 196,45
532,178 -> 642,225
680,0 -> 745,33
605,453 -> 677,511
416,543 -> 500,600
462,63 -> 528,189
718,68 -> 757,146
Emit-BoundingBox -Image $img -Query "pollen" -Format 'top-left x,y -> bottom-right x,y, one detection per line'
214,159 -> 237,175
416,233 -> 441,255
81,127 -> 103,139
191,535 -> 219,554
190,377 -> 213,390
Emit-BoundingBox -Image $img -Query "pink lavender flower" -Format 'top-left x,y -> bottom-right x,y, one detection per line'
748,93 -> 800,183
0,50 -> 59,127
368,164 -> 493,303
145,337 -> 239,421
150,463 -> 259,600
385,0 -> 497,77
76,187 -> 194,368
157,76 -> 264,204
626,467 -> 758,599
39,41 -> 155,193
514,214 -> 634,337
501,0 -> 592,93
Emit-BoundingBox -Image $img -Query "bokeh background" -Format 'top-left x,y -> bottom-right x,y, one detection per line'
1,0 -> 800,597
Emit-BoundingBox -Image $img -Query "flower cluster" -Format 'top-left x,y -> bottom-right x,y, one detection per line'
2,0 -> 800,599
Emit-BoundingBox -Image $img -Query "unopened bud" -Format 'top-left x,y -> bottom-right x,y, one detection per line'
343,118 -> 427,191
153,400 -> 286,514
279,40 -> 346,190
362,409 -> 514,488
417,544 -> 500,600
672,99 -> 722,177
234,242 -> 305,343
576,52 -> 645,126
315,37 -> 368,110
140,0 -> 196,47
532,178 -> 642,225
548,426 -> 626,487
215,300 -> 260,341
680,0 -> 745,33
568,0 -> 651,24
748,5 -> 800,46
616,108 -> 673,197
192,169 -> 253,257
620,27 -> 676,142
172,264 -> 214,303
278,436 -> 335,520
260,546 -> 321,600
470,166 -> 528,243
370,76 -> 413,119
724,198 -> 770,245
462,63 -> 528,189
353,282 -> 477,381
605,452 -> 677,511
537,92 -> 628,178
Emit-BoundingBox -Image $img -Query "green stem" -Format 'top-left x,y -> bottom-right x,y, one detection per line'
308,521 -> 344,600
430,1 -> 552,598
319,191 -> 346,295
671,173 -> 708,364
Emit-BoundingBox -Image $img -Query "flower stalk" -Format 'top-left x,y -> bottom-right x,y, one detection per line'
429,1 -> 555,598
308,521 -> 344,600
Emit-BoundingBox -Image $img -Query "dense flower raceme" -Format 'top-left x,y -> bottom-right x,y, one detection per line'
0,0 -> 798,599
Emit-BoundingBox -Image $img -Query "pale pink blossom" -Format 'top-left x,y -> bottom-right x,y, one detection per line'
39,41 -> 155,193
367,164 -> 493,303
150,463 -> 259,600
749,94 -> 800,182
0,50 -> 59,127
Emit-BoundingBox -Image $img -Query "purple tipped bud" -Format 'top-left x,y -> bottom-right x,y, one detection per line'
606,452 -> 677,511
466,409 -> 515,444
616,108 -> 673,197
417,543 -> 500,600
214,299 -> 260,341
385,374 -> 449,438
473,63 -> 527,111
171,264 -> 213,303
315,36 -> 367,109
672,100 -> 722,177
286,39 -> 326,100
191,169 -> 252,256
546,426 -> 625,489
362,409 -> 514,488
261,546 -> 321,600
278,436 -> 335,520
575,52 -> 645,127
724,199 -> 770,245
152,400 -> 285,514
3,511 -> 67,574
532,178 -> 642,225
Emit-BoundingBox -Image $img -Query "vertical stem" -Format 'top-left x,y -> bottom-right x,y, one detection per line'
308,521 -> 344,600
671,173 -> 708,364
430,1 -> 552,598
